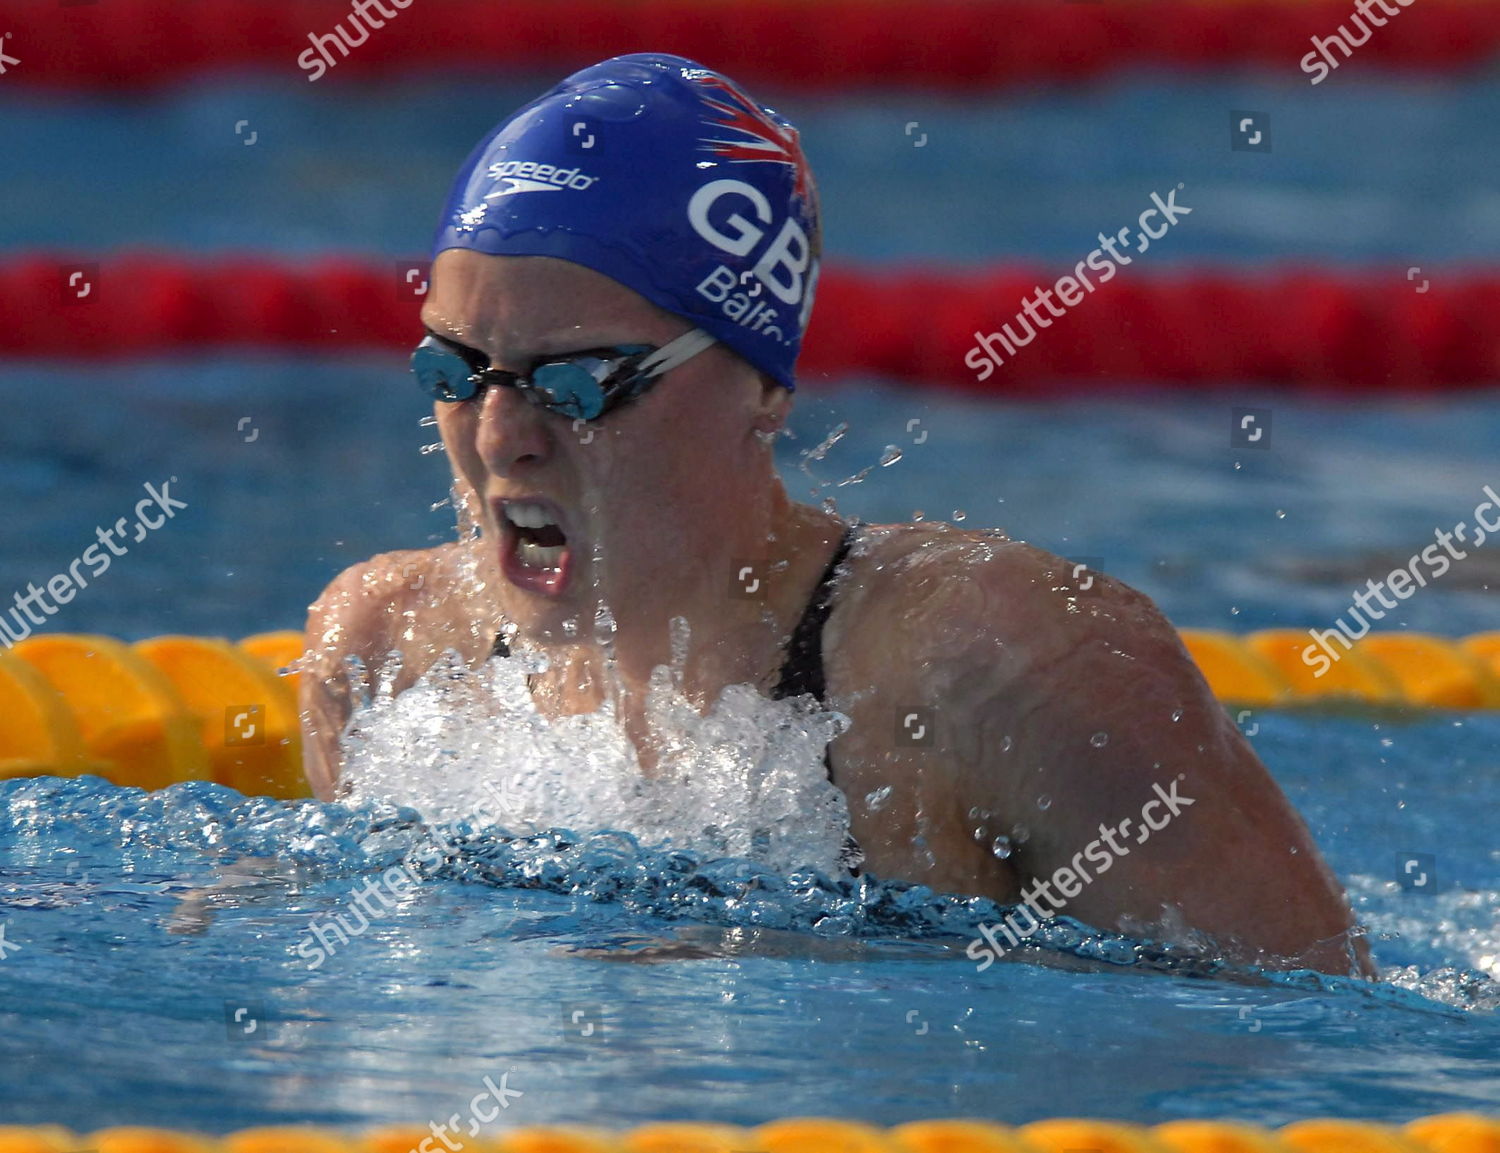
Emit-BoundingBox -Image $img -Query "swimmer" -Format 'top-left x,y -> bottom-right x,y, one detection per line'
302,54 -> 1374,979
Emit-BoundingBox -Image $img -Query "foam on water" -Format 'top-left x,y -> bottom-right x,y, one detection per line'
338,643 -> 857,877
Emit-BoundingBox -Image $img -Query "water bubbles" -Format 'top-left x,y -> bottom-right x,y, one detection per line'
865,785 -> 893,812
561,617 -> 580,639
998,735 -> 1013,754
418,415 -> 439,428
1275,509 -> 1287,519
912,510 -> 925,522
1036,794 -> 1052,811
340,653 -> 857,876
991,836 -> 1014,860
1010,822 -> 1030,844
1170,709 -> 1184,722
420,442 -> 445,456
879,445 -> 903,468
668,615 -> 691,682
952,510 -> 967,522
1090,731 -> 1109,748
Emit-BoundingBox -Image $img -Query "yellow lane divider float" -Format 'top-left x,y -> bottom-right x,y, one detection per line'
0,1114 -> 1495,1153
0,629 -> 1497,797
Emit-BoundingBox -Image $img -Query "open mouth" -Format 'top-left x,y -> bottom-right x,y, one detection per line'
498,500 -> 573,595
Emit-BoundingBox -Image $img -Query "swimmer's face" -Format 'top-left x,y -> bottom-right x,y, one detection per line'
421,252 -> 788,635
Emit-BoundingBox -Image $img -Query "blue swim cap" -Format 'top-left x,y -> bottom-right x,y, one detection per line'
430,53 -> 820,391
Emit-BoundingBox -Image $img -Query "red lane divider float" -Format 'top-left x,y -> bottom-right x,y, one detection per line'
2,0 -> 1500,89
3,253 -> 1498,390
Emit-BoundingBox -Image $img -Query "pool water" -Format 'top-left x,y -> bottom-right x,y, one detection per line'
0,701 -> 1495,1133
2,372 -> 1497,1132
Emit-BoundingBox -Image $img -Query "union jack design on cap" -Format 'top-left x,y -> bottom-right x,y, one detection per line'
431,53 -> 821,391
688,71 -> 815,209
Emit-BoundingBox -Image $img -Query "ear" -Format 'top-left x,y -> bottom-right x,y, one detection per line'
751,374 -> 793,437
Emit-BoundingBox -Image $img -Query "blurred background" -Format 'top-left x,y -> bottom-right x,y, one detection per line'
1,0 -> 1496,641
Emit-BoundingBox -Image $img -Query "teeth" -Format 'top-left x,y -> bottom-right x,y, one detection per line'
505,502 -> 559,530
515,538 -> 565,570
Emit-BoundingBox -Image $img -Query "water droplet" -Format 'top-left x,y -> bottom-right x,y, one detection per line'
1275,509 -> 1286,519
865,785 -> 894,812
879,445 -> 903,467
952,509 -> 967,522
912,510 -> 925,522
998,735 -> 1013,753
1010,822 -> 1030,843
991,836 -> 1014,859
1090,731 -> 1108,748
561,617 -> 579,638
1036,794 -> 1052,811
971,825 -> 988,842
1170,709 -> 1183,722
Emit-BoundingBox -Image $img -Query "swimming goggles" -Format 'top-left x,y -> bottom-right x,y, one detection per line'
411,328 -> 718,422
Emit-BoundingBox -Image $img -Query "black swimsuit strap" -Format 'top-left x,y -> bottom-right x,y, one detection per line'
770,521 -> 859,703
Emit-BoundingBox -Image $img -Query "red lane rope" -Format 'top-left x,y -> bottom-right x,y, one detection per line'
3,254 -> 1496,390
2,0 -> 1498,88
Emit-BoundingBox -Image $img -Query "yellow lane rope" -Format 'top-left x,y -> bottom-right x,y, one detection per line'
0,1114 -> 1496,1153
0,629 -> 1496,795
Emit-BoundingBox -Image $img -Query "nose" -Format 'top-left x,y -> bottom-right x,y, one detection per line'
474,381 -> 554,475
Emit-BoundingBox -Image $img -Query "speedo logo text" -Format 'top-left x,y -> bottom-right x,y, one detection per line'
485,160 -> 599,197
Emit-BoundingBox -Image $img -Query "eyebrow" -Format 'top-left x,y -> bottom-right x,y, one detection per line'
423,326 -> 646,364
424,327 -> 489,361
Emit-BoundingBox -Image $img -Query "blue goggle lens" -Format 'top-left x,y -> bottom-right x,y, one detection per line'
411,336 -> 482,402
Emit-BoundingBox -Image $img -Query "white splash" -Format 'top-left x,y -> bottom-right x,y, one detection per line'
339,648 -> 858,876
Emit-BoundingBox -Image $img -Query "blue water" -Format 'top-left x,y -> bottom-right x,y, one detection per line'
3,75 -> 1499,262
0,706 -> 1496,1134
0,368 -> 1495,641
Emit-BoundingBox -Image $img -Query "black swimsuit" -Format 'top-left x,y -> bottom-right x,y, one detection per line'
769,521 -> 865,872
491,520 -> 865,873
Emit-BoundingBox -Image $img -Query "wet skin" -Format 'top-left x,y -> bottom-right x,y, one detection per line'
302,252 -> 1376,979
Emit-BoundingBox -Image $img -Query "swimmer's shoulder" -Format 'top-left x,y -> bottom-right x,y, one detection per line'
829,520 -> 1172,676
304,543 -> 482,674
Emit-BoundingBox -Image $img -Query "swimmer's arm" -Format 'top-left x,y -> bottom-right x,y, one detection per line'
300,558 -> 414,802
300,566 -> 363,802
950,563 -> 1374,978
